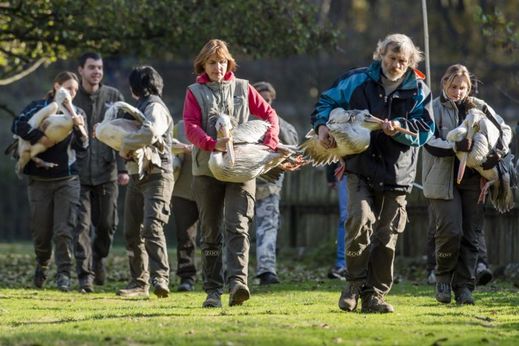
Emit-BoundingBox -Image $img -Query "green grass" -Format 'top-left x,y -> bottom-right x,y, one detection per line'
0,243 -> 518,345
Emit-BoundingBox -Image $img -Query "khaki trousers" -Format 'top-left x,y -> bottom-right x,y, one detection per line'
124,172 -> 174,287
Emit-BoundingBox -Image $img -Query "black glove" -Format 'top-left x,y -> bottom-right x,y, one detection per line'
455,138 -> 472,152
481,150 -> 501,170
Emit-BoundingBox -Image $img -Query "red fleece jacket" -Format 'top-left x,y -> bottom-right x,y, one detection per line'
183,72 -> 279,151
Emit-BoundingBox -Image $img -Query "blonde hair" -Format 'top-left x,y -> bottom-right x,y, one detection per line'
373,33 -> 423,69
441,64 -> 473,96
193,39 -> 237,75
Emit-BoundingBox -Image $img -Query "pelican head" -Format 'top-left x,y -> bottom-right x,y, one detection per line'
214,113 -> 235,166
54,87 -> 76,118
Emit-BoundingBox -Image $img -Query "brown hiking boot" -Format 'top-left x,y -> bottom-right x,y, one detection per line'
338,282 -> 363,311
152,278 -> 170,298
361,294 -> 394,313
229,282 -> 250,306
116,282 -> 149,298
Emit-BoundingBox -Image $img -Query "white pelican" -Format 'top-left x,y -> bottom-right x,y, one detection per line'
300,108 -> 417,166
15,87 -> 87,174
207,113 -> 298,183
95,101 -> 165,179
447,108 -> 517,213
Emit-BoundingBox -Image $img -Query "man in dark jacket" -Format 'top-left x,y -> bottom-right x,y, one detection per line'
74,52 -> 128,293
311,34 -> 434,313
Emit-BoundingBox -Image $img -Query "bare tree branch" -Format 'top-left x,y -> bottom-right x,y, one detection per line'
0,57 -> 47,86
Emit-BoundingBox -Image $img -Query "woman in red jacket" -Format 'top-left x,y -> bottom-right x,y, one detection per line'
183,39 -> 279,308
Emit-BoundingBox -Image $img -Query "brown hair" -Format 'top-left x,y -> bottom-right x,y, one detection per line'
193,39 -> 237,75
47,71 -> 79,99
441,64 -> 473,97
253,81 -> 276,100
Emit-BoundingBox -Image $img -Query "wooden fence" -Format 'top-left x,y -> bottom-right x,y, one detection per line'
2,155 -> 518,267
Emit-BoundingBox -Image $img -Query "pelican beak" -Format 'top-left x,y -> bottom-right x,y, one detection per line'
457,153 -> 467,184
226,136 -> 235,167
63,99 -> 77,118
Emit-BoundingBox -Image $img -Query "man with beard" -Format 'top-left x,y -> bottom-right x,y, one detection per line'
311,34 -> 434,313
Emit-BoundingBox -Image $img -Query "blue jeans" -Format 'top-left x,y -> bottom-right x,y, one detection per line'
336,176 -> 348,269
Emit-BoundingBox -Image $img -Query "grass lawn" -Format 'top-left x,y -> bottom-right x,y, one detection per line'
0,242 -> 518,345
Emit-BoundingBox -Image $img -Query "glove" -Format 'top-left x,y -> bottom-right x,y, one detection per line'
455,138 -> 472,152
481,150 -> 501,170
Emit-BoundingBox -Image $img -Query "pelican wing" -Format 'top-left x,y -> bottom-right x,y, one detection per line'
232,120 -> 271,144
299,136 -> 341,166
105,101 -> 146,123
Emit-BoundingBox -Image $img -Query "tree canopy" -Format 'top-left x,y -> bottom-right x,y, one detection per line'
0,0 -> 337,85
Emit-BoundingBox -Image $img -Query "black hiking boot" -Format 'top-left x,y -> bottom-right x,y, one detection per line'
33,263 -> 48,289
202,291 -> 222,308
435,281 -> 452,304
455,287 -> 475,305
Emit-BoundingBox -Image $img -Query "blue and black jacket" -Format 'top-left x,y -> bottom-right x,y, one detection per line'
11,98 -> 88,178
311,61 -> 435,192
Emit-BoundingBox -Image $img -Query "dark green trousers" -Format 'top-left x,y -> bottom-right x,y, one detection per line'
28,176 -> 80,275
74,181 -> 118,279
429,174 -> 483,292
345,174 -> 408,296
192,175 -> 255,293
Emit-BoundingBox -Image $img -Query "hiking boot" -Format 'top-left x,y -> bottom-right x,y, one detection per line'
426,270 -> 437,285
152,278 -> 170,298
93,258 -> 106,286
435,281 -> 452,304
79,275 -> 94,293
229,282 -> 250,306
116,282 -> 149,298
56,273 -> 71,292
361,294 -> 395,313
33,263 -> 48,289
455,287 -> 475,305
338,282 -> 362,311
258,272 -> 280,285
328,266 -> 347,280
177,279 -> 195,292
202,291 -> 222,308
476,263 -> 493,286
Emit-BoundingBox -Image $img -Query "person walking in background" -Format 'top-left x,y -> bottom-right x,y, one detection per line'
171,120 -> 198,292
326,162 -> 348,280
422,64 -> 510,305
311,33 -> 434,313
183,39 -> 279,307
252,81 -> 299,286
74,52 -> 128,293
11,71 -> 89,291
115,66 -> 174,298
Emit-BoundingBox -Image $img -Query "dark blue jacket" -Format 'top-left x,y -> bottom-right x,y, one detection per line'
311,61 -> 435,192
12,99 -> 88,178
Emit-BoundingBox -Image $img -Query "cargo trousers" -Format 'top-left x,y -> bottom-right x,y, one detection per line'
192,175 -> 255,293
123,172 -> 174,287
345,174 -> 408,297
74,181 -> 118,280
429,174 -> 483,292
28,176 -> 80,276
